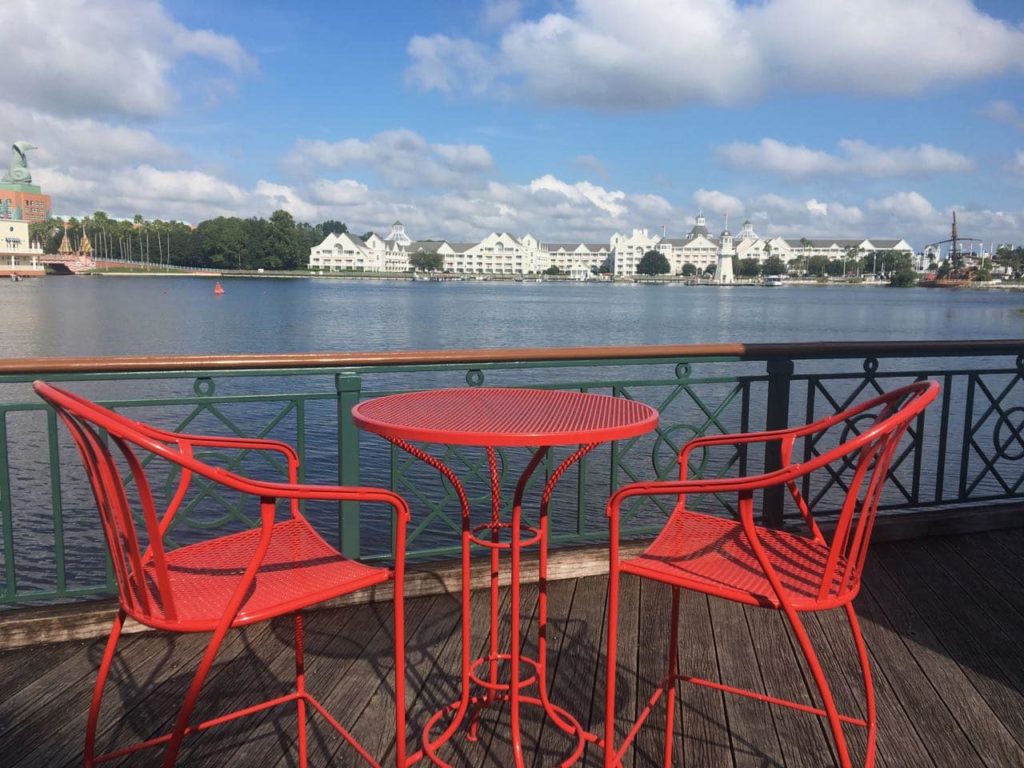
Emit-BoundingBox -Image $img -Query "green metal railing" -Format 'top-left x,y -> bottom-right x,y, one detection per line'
0,340 -> 1021,607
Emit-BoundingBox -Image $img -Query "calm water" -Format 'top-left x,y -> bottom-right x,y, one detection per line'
1,276 -> 1023,357
2,276 -> 1022,600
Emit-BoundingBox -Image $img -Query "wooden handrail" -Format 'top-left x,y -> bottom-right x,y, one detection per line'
0,339 -> 1020,376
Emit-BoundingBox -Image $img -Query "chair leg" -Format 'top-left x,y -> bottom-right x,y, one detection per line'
295,611 -> 308,768
663,588 -> 680,768
846,604 -> 876,768
85,609 -> 126,768
780,605 -> 853,768
604,567 -> 620,768
161,621 -> 235,768
394,572 -> 407,768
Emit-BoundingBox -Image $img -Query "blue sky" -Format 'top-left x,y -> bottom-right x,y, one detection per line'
2,0 -> 1023,250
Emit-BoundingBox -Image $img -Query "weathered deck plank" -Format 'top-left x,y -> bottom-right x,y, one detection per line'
1,529 -> 1023,767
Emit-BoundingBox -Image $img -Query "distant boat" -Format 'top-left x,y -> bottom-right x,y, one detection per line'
214,282 -> 225,295
9,274 -> 23,282
763,275 -> 784,287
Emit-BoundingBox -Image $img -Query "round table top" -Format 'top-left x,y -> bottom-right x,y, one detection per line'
351,387 -> 659,447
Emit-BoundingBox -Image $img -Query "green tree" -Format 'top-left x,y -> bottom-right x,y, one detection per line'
825,259 -> 846,277
317,220 -> 347,237
636,249 -> 670,276
267,209 -> 301,269
795,239 -> 811,273
410,251 -> 444,271
680,262 -> 697,277
544,265 -> 561,276
888,252 -> 918,287
736,257 -> 761,277
844,246 -> 862,277
807,254 -> 830,277
598,255 -> 613,274
764,254 -> 786,276
994,246 -> 1023,278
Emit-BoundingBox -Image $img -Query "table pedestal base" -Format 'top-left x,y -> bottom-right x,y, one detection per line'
422,689 -> 592,768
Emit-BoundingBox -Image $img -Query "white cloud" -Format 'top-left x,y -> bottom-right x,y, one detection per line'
717,139 -> 842,176
1013,150 -> 1024,176
405,35 -> 499,96
528,175 -> 627,217
286,130 -> 493,188
751,0 -> 1024,96
482,0 -> 524,28
869,191 -> 936,220
407,0 -> 1024,109
0,104 -> 180,171
747,193 -> 864,235
717,138 -> 973,178
981,100 -> 1024,130
805,199 -> 829,217
495,1 -> 760,109
693,189 -> 746,217
0,0 -> 254,119
308,179 -> 371,206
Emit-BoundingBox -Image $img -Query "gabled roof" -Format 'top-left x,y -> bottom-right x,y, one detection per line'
449,242 -> 476,253
409,239 -> 447,252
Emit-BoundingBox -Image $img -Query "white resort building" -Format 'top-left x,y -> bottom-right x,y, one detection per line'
307,216 -> 915,278
1,219 -> 44,277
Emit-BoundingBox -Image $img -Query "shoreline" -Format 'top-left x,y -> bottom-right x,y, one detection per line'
44,270 -> 1024,291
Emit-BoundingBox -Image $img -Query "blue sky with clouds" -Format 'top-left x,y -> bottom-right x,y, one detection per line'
2,0 -> 1022,250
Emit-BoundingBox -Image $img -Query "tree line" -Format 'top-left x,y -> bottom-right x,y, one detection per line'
28,211 -> 349,271
637,248 -> 919,285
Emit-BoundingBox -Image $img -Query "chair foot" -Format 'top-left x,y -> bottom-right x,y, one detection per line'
85,610 -> 126,768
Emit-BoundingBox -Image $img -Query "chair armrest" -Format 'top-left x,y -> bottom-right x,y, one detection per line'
137,423 -> 301,477
205,470 -> 412,540
606,473 -> 788,521
679,428 -> 801,478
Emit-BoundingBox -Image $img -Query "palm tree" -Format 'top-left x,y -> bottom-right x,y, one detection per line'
797,238 -> 812,276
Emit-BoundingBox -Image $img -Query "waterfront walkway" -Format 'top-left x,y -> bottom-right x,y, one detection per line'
1,527 -> 1023,766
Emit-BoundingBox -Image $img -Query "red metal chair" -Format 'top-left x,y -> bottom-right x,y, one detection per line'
33,381 -> 410,768
604,380 -> 939,768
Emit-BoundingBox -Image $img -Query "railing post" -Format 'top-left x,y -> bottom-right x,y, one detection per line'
763,357 -> 794,528
336,373 -> 363,558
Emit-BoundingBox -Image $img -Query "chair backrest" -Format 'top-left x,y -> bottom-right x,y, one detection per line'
782,380 -> 939,603
35,381 -> 199,624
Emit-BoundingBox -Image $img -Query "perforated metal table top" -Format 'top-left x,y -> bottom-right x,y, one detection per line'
351,387 -> 659,447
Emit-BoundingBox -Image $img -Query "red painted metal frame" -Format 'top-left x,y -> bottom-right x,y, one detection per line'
352,388 -> 659,767
604,380 -> 939,768
33,381 -> 411,768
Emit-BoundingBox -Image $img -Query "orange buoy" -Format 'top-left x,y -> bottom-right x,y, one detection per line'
214,282 -> 225,295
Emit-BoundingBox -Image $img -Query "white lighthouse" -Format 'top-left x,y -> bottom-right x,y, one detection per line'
716,222 -> 735,284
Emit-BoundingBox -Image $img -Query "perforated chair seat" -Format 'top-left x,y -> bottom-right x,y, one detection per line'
621,508 -> 850,611
141,518 -> 389,630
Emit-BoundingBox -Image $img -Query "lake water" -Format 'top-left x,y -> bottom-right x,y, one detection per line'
1,276 -> 1022,358
1,276 -> 1022,601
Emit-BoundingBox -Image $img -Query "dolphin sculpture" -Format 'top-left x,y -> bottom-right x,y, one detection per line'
3,142 -> 38,184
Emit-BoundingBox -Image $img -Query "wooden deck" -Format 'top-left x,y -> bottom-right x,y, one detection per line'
2,527 -> 1023,767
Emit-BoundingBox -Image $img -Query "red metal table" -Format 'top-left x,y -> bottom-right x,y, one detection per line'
352,387 -> 659,767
